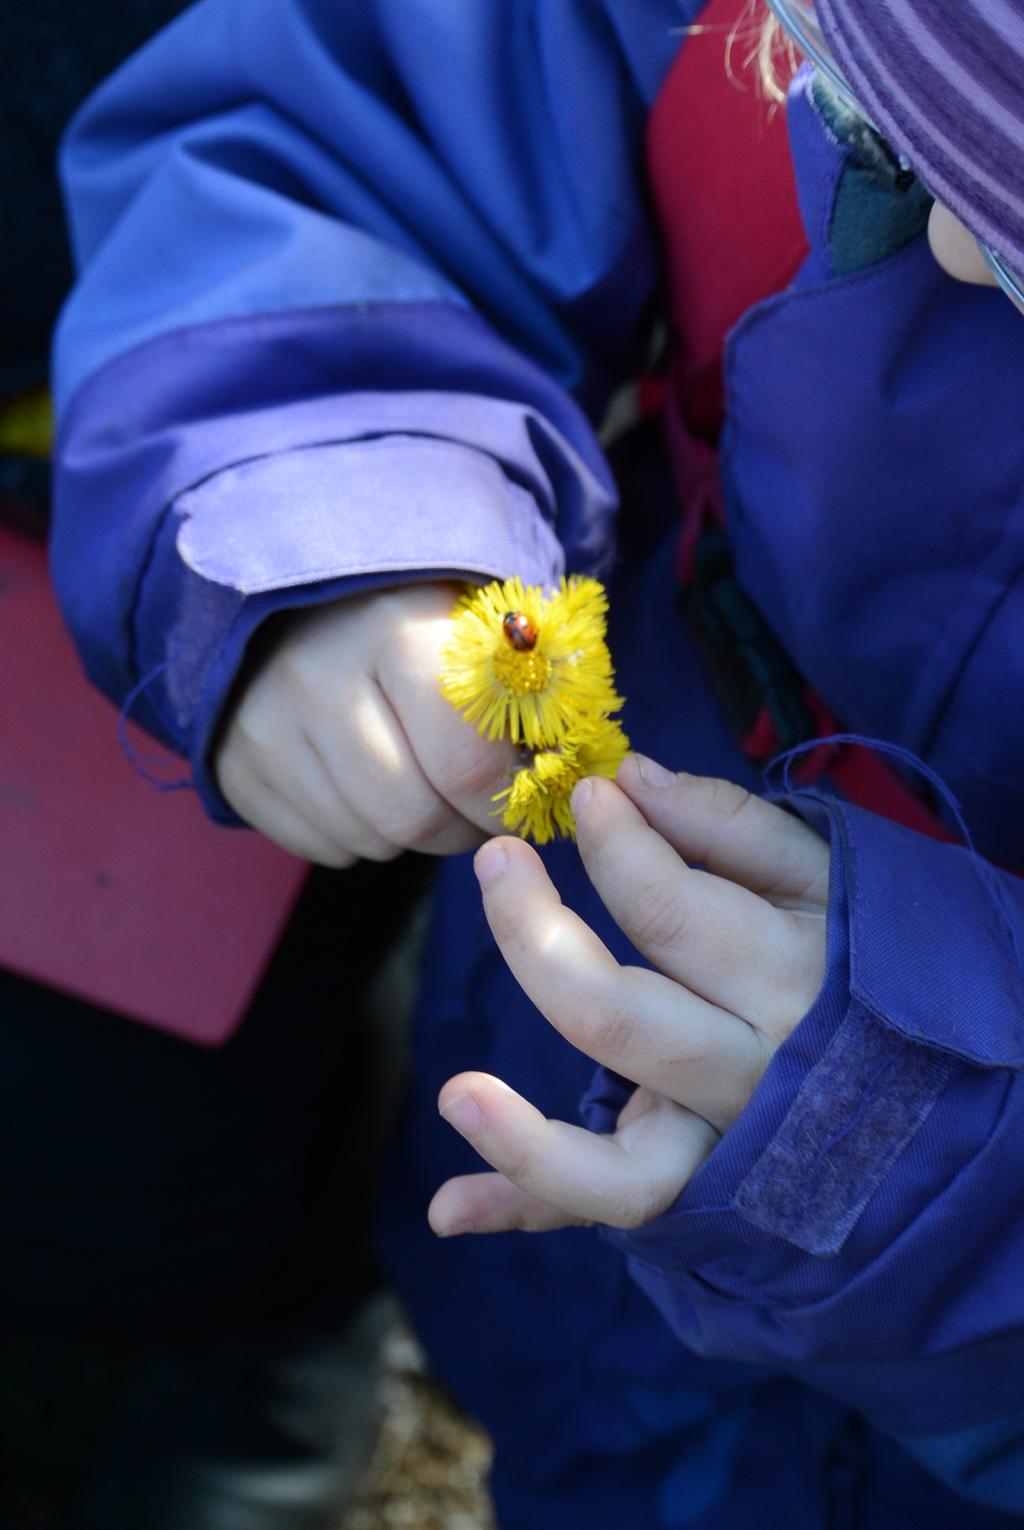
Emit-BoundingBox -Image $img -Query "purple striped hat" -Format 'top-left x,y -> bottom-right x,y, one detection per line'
813,0 -> 1024,283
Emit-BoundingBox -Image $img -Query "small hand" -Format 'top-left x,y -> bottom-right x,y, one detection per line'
428,756 -> 830,1235
215,583 -> 519,867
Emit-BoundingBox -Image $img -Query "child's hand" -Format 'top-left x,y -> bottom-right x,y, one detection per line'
214,583 -> 519,867
428,756 -> 830,1235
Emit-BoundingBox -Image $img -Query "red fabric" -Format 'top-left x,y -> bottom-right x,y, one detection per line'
828,749 -> 956,842
647,9 -> 953,841
800,698 -> 955,843
647,0 -> 807,442
647,0 -> 807,580
1,525 -> 307,1042
739,704 -> 779,762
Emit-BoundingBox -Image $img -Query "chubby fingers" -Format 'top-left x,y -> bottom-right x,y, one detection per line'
321,679 -> 488,859
572,776 -> 826,1037
431,1075 -> 714,1231
474,838 -> 765,1127
216,751 -> 358,868
216,591 -> 502,861
377,596 -> 521,838
218,660 -> 464,864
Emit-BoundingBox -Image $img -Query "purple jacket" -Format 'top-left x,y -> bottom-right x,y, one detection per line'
52,1 -> 1024,1520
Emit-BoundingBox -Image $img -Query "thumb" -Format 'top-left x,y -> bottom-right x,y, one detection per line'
376,591 -> 520,835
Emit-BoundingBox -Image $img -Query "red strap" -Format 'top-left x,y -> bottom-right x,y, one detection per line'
828,747 -> 956,842
791,699 -> 956,843
738,700 -> 955,841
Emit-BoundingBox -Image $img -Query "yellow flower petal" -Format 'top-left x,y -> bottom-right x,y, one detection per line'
494,717 -> 632,845
441,575 -> 624,747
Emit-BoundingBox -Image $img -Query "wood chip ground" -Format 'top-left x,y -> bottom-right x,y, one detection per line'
339,1324 -> 496,1530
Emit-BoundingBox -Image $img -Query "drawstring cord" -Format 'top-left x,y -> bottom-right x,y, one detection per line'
767,733 -> 1024,970
117,663 -> 194,793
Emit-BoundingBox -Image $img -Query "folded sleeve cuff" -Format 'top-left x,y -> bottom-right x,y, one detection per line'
174,433 -> 564,596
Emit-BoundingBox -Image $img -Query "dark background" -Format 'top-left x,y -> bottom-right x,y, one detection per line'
2,4 -> 192,393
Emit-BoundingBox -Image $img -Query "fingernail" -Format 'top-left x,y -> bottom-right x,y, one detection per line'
634,753 -> 676,788
436,1221 -> 476,1239
571,778 -> 593,815
439,1092 -> 484,1138
474,841 -> 507,889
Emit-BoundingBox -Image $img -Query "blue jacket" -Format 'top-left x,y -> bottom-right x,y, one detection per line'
52,2 -> 1024,1522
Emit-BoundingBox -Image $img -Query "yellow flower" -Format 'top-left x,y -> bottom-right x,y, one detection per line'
441,575 -> 623,747
494,718 -> 631,845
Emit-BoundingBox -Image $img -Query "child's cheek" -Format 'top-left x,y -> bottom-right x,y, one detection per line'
927,202 -> 999,288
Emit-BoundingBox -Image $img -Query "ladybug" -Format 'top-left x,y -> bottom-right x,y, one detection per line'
502,610 -> 539,652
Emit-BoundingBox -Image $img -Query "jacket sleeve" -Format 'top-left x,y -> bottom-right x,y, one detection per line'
51,0 -> 693,817
584,793 -> 1024,1514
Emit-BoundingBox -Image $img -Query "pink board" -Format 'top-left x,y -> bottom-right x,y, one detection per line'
0,524 -> 308,1043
